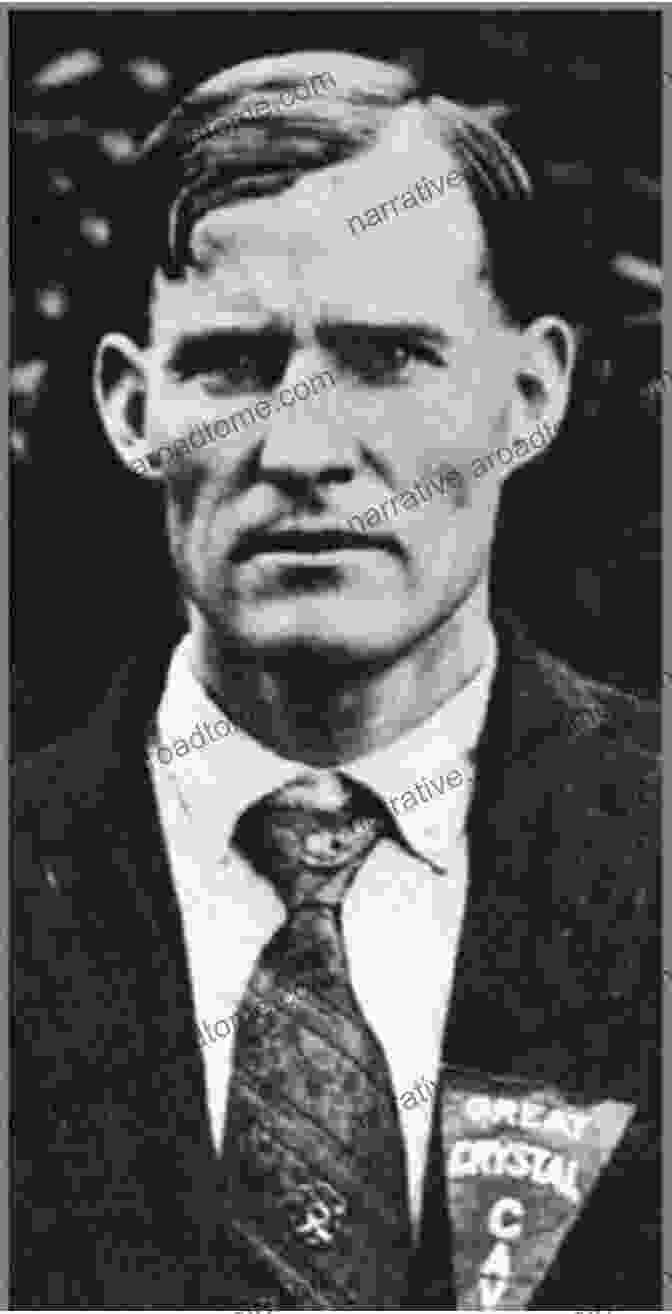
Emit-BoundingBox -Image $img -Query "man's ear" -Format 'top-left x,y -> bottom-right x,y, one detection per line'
93,333 -> 161,479
508,315 -> 578,463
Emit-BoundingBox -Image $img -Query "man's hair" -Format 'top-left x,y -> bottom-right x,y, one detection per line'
116,49 -> 582,345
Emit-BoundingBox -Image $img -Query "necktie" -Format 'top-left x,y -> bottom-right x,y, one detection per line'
222,771 -> 412,1310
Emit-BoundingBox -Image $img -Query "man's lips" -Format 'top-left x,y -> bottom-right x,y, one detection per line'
230,528 -> 401,566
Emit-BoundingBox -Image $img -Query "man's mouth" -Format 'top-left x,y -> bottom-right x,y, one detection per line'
230,528 -> 398,566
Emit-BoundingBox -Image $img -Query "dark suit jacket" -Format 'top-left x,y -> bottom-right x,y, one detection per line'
12,615 -> 660,1310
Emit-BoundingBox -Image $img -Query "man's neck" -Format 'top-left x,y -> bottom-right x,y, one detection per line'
187,581 -> 491,767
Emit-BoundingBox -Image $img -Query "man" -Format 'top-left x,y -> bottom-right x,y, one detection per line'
13,50 -> 659,1310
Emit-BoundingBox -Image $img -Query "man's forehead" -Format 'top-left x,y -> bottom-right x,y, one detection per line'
149,122 -> 488,343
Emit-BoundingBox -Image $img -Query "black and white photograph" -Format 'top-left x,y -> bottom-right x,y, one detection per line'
11,9 -> 662,1310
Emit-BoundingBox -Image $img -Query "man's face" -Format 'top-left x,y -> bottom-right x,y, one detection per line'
141,128 -> 526,665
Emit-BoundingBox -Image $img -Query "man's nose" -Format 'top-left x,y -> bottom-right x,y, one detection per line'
259,350 -> 355,490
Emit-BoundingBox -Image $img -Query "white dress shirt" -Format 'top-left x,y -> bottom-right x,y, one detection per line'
149,627 -> 497,1229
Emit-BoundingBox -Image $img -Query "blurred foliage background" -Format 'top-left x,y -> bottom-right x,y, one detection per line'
11,9 -> 662,754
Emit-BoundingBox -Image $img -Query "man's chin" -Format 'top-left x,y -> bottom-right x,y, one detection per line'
215,595 -> 412,663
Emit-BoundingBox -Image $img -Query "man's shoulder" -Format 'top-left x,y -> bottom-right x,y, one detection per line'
535,642 -> 659,762
492,612 -> 659,773
484,615 -> 660,882
540,649 -> 659,865
13,649 -> 167,850
511,633 -> 659,891
14,720 -> 92,835
484,624 -> 660,1009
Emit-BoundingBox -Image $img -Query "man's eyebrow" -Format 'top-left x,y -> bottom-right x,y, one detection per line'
317,321 -> 451,348
166,325 -> 294,373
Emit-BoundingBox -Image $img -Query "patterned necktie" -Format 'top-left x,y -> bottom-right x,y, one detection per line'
223,771 -> 412,1311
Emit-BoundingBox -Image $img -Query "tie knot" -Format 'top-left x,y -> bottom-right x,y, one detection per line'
232,771 -> 387,911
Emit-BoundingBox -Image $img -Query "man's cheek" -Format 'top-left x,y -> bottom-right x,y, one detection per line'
146,390 -> 221,451
164,469 -> 218,547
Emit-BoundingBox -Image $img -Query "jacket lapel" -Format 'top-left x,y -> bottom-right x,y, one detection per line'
26,641 -> 216,1170
418,615 -> 657,1309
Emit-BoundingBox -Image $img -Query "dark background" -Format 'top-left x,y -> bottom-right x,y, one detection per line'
11,8 -> 662,755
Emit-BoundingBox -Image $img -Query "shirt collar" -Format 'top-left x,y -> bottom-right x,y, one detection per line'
153,626 -> 497,867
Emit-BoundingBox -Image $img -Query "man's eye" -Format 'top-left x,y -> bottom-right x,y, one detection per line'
197,355 -> 261,393
365,344 -> 411,380
350,340 -> 440,383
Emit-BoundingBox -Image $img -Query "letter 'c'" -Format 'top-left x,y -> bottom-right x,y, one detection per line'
487,1197 -> 524,1242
